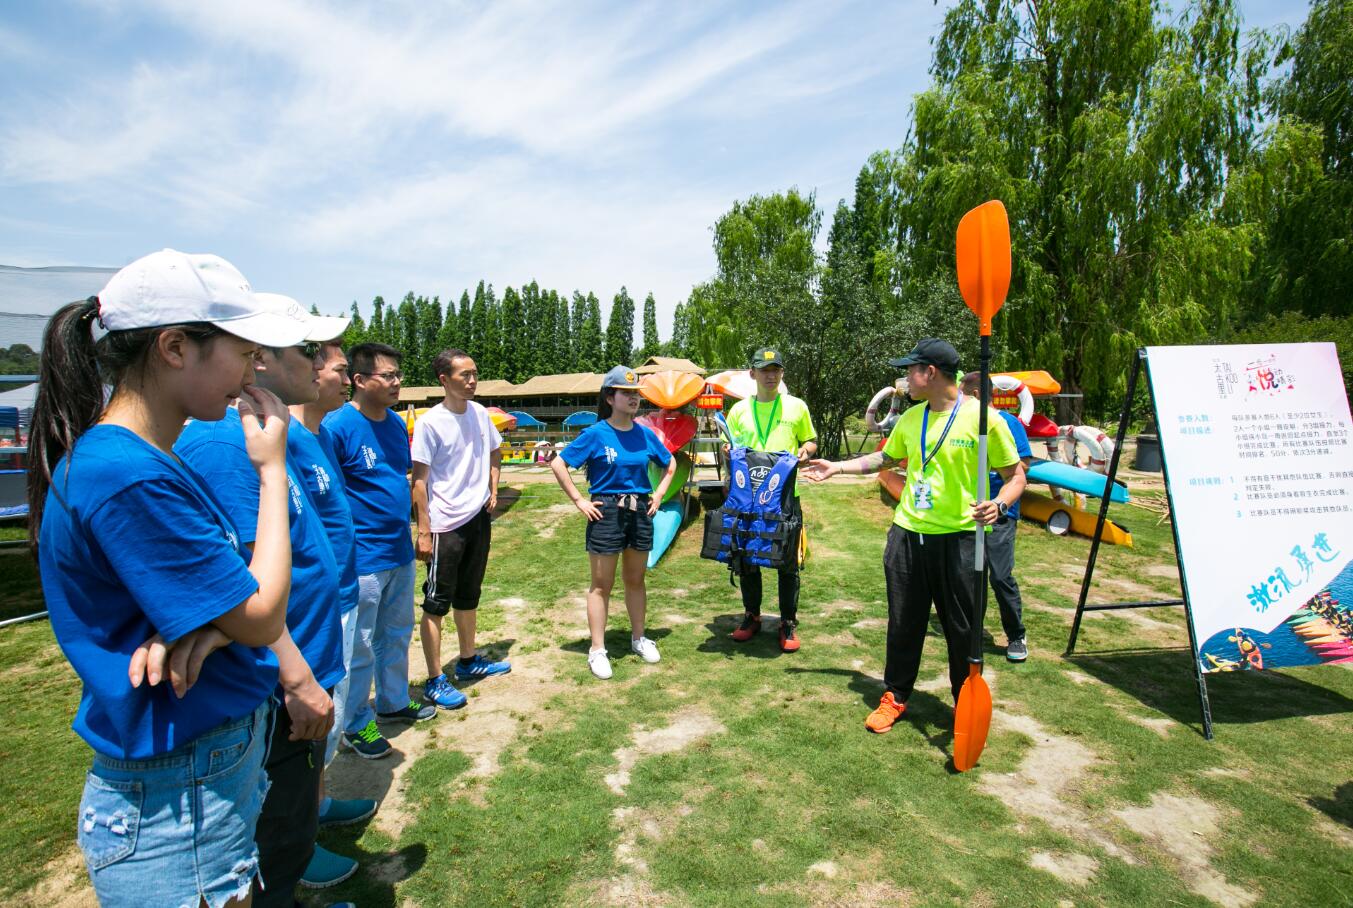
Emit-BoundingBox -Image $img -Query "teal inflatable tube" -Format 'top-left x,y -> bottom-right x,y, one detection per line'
647,500 -> 684,568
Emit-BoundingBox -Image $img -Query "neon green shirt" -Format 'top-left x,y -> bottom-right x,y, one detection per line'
881,396 -> 1018,534
726,393 -> 817,497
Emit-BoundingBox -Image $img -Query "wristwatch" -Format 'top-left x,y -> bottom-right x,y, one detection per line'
996,500 -> 1009,519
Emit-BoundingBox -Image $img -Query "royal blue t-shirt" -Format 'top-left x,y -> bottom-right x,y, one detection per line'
176,410 -> 345,692
38,425 -> 277,760
289,418 -> 359,615
321,404 -> 414,573
560,420 -> 672,495
991,409 -> 1033,520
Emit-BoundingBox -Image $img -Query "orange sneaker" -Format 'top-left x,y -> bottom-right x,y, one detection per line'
865,692 -> 906,733
779,619 -> 800,653
730,614 -> 761,642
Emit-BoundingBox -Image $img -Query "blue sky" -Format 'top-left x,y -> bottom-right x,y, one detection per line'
0,0 -> 1311,335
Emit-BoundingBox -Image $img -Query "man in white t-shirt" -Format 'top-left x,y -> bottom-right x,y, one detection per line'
412,349 -> 510,709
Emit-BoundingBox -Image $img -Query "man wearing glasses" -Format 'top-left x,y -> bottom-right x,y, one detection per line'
176,298 -> 351,902
324,342 -> 437,761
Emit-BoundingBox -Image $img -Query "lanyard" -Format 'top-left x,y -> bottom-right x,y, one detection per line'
751,396 -> 781,450
918,393 -> 963,474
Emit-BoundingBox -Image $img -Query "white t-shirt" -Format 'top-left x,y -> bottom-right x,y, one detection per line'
411,401 -> 504,533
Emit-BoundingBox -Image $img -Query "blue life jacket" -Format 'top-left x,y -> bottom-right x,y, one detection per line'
700,447 -> 801,574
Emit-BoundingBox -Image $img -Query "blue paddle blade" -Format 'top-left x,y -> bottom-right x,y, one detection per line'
714,411 -> 734,445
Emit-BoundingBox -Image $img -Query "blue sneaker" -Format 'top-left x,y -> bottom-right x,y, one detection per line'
299,844 -> 357,889
422,674 -> 467,709
318,796 -> 378,827
454,654 -> 512,680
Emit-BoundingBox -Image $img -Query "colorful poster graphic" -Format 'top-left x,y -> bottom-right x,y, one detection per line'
1145,343 -> 1353,674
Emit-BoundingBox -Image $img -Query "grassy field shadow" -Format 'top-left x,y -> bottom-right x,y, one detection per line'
1068,648 -> 1353,734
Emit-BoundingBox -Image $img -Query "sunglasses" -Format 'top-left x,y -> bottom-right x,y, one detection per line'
295,341 -> 321,359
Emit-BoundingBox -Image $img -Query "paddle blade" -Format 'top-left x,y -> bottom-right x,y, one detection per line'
952,664 -> 992,772
955,200 -> 1011,337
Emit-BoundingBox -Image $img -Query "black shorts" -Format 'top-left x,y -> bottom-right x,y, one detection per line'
585,497 -> 653,555
422,508 -> 492,616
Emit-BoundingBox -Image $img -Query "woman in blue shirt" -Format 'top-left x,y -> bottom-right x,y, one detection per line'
550,366 -> 676,680
26,250 -> 306,908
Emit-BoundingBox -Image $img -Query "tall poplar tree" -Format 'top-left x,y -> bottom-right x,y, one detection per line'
580,293 -> 604,372
639,292 -> 659,360
604,287 -> 635,367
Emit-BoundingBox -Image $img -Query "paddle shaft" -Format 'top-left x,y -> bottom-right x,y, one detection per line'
972,335 -> 991,665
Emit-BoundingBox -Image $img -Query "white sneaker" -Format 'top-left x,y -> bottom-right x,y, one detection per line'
631,636 -> 661,664
588,648 -> 612,679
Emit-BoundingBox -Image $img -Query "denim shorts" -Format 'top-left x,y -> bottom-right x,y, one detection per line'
77,702 -> 272,908
585,497 -> 654,554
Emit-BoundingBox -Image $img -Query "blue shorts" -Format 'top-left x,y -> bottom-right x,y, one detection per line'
77,702 -> 272,908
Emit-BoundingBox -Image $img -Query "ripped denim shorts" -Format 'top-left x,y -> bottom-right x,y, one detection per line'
78,702 -> 271,908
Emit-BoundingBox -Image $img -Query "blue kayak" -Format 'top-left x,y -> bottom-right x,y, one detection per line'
1026,459 -> 1129,503
647,500 -> 685,568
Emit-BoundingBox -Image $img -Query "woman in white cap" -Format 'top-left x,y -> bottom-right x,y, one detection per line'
550,365 -> 676,679
26,250 -> 309,907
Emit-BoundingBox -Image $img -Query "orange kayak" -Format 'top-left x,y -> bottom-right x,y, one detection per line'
878,469 -> 907,502
639,370 -> 705,409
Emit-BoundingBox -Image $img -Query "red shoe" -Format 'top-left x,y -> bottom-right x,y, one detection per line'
779,619 -> 800,653
865,692 -> 906,733
731,613 -> 761,642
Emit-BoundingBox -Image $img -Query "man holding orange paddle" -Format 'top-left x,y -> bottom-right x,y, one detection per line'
803,338 -> 1024,732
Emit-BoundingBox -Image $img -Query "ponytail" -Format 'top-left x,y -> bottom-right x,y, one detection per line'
26,299 -> 104,551
26,300 -> 223,553
597,389 -> 615,421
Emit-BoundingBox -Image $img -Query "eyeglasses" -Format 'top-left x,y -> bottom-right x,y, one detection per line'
356,370 -> 403,382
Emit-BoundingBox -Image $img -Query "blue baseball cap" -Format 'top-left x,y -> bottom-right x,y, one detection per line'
601,365 -> 642,390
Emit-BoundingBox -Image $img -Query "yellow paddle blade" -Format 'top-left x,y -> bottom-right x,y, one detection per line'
955,200 -> 1011,337
952,664 -> 992,772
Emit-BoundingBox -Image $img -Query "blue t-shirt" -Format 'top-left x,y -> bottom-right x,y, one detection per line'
560,420 -> 672,495
322,404 -> 414,574
177,410 -> 345,692
289,418 -> 359,615
38,425 -> 277,760
991,409 -> 1033,519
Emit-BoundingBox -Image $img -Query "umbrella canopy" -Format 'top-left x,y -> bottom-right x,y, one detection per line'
705,370 -> 787,401
486,407 -> 518,432
562,410 -> 598,428
507,410 -> 545,428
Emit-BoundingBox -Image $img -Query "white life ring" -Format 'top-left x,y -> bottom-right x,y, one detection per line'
991,374 -> 1034,425
866,379 -> 907,433
1058,425 -> 1115,473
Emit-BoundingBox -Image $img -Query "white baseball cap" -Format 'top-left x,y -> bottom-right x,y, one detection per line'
97,249 -> 310,347
254,292 -> 351,343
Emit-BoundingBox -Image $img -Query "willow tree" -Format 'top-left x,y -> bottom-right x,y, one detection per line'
882,0 -> 1270,417
687,189 -> 820,370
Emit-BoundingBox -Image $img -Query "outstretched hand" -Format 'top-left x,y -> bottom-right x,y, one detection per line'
801,459 -> 840,483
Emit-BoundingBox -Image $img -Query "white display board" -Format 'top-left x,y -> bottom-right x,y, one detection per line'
1146,343 -> 1353,673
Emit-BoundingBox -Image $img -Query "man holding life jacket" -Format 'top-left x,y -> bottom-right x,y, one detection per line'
723,346 -> 817,652
803,338 -> 1025,733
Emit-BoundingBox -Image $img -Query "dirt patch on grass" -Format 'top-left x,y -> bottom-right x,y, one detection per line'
757,853 -> 913,906
1115,792 -> 1257,906
819,599 -> 866,614
534,502 -> 581,539
26,850 -> 95,908
605,709 -> 725,795
850,617 -> 886,630
981,710 -> 1130,861
1029,851 -> 1099,885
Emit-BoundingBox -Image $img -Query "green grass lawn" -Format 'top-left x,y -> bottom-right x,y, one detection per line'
3,483 -> 1351,906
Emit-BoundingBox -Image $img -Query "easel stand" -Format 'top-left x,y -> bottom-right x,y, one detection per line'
1063,348 -> 1214,739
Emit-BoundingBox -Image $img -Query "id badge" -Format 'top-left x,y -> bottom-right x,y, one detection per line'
913,478 -> 933,511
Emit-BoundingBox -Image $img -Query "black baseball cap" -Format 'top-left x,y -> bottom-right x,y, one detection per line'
749,346 -> 785,369
888,338 -> 960,372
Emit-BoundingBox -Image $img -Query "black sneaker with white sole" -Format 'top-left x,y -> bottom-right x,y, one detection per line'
1006,636 -> 1028,662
